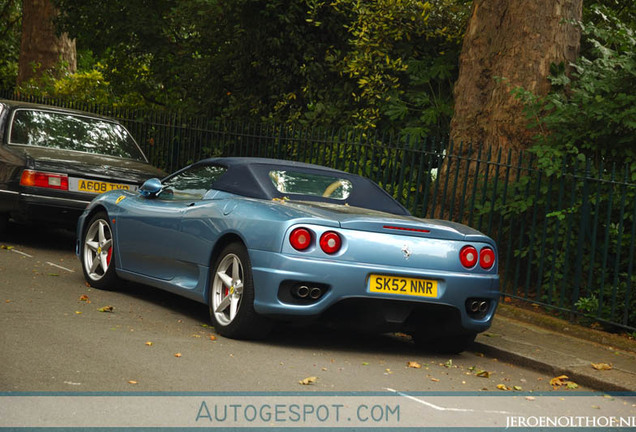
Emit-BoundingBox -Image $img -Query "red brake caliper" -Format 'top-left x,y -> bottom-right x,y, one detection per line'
106,247 -> 113,266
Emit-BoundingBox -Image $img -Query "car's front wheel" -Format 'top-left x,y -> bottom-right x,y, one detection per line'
81,211 -> 120,290
209,242 -> 272,339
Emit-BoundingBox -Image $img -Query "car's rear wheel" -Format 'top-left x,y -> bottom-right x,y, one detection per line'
413,331 -> 476,354
209,242 -> 272,339
81,211 -> 119,290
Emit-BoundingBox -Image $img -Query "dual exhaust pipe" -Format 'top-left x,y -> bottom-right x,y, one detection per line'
467,299 -> 489,315
293,285 -> 323,300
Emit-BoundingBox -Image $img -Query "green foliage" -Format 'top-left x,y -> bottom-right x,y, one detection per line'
311,0 -> 468,134
0,0 -> 21,91
16,62 -> 147,108
51,0 -> 467,134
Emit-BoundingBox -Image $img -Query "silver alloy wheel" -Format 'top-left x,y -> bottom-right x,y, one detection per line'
212,253 -> 244,326
83,218 -> 114,282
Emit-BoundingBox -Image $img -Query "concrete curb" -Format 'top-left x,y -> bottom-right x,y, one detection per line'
474,312 -> 636,392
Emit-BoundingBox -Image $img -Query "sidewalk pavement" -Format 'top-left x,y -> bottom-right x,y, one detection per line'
474,304 -> 636,392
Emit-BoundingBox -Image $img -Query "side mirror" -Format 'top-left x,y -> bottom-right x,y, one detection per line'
139,178 -> 162,197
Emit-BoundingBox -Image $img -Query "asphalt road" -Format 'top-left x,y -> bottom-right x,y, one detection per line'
1,224 -> 587,393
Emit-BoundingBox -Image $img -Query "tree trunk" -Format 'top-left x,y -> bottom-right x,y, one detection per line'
17,0 -> 76,85
450,0 -> 582,150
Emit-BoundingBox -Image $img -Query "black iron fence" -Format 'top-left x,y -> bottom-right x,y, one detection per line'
4,94 -> 635,332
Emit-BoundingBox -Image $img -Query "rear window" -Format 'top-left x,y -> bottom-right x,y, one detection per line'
8,109 -> 147,162
269,170 -> 352,200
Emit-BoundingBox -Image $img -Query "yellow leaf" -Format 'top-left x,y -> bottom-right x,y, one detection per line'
128,380 -> 138,385
75,311 -> 82,314
497,384 -> 511,391
174,353 -> 182,358
97,306 -> 114,313
550,375 -> 569,387
476,370 -> 491,378
299,376 -> 317,385
407,361 -> 421,369
591,362 -> 612,370
145,341 -> 153,346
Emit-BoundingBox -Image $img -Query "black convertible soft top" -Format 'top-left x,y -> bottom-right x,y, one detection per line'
197,157 -> 410,216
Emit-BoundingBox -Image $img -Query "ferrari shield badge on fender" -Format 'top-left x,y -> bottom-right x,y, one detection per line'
116,195 -> 126,204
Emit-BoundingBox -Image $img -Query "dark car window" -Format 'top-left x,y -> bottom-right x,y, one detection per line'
158,165 -> 227,200
8,109 -> 147,162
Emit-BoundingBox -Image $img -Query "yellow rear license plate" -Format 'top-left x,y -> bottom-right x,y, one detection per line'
78,180 -> 131,193
369,274 -> 438,298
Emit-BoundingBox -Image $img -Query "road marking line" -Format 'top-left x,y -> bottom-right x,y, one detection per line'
385,388 -> 513,414
11,249 -> 33,258
47,262 -> 75,273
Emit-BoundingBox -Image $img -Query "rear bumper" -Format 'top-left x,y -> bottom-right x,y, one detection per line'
249,249 -> 500,334
0,188 -> 89,226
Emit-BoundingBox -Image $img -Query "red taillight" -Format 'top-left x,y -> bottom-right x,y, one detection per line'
459,246 -> 478,268
319,231 -> 342,254
20,170 -> 68,190
480,247 -> 495,269
290,228 -> 312,251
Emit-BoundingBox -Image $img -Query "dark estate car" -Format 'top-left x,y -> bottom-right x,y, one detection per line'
0,99 -> 164,236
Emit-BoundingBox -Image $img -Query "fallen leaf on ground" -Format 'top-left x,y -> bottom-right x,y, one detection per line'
549,375 -> 570,387
299,376 -> 317,385
443,359 -> 453,368
79,295 -> 90,302
1,245 -> 14,250
430,377 -> 440,382
591,362 -> 612,370
128,380 -> 138,385
497,384 -> 511,391
209,335 -> 217,341
550,375 -> 578,389
145,342 -> 153,346
97,306 -> 114,313
407,361 -> 421,369
174,353 -> 182,358
475,370 -> 491,378
513,386 -> 523,391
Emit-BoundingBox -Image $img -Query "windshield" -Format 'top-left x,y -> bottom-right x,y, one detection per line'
8,109 -> 147,162
269,170 -> 353,200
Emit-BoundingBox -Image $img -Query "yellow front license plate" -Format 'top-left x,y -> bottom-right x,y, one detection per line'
78,179 -> 131,193
369,274 -> 438,298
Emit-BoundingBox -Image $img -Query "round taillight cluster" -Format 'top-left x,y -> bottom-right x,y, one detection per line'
460,245 -> 495,270
289,228 -> 312,251
289,227 -> 342,255
319,231 -> 341,254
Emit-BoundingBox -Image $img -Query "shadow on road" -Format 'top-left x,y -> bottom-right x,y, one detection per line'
112,281 -> 428,356
3,222 -> 76,252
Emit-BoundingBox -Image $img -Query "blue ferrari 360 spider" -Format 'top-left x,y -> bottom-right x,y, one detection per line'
76,157 -> 499,353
